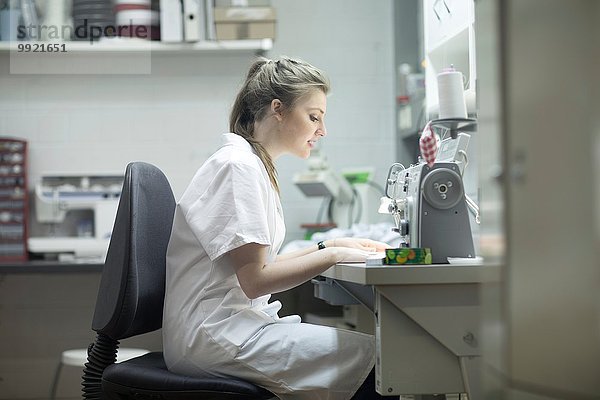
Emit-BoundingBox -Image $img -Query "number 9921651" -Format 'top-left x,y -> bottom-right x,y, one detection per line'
17,43 -> 67,53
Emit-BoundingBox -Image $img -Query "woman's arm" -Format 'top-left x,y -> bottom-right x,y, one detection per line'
228,242 -> 368,299
276,237 -> 390,262
275,238 -> 337,262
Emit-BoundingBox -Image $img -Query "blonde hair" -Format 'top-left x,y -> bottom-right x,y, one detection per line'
229,56 -> 330,193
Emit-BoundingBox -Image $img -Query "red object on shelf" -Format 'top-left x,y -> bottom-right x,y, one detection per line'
0,137 -> 28,262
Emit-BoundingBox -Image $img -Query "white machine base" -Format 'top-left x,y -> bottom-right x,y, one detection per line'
28,237 -> 109,261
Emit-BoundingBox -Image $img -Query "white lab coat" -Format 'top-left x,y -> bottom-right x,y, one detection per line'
163,133 -> 375,400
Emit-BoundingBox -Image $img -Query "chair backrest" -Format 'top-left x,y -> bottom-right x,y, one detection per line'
91,162 -> 176,340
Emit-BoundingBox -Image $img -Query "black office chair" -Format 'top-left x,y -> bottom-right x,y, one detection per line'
82,162 -> 274,400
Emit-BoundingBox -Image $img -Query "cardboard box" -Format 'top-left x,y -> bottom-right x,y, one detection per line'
366,248 -> 433,266
214,7 -> 276,40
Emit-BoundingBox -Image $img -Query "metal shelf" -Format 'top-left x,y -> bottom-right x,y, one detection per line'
0,38 -> 273,54
430,117 -> 477,138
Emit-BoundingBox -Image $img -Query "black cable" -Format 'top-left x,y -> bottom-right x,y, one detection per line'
347,188 -> 356,227
353,186 -> 363,224
326,196 -> 334,223
365,180 -> 385,195
315,196 -> 329,224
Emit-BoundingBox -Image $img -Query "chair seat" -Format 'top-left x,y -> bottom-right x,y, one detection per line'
102,352 -> 274,400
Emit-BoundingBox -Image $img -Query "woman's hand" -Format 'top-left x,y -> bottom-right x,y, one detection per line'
336,248 -> 376,263
324,237 -> 391,252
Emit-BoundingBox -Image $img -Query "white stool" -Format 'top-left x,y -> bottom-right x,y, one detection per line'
50,347 -> 150,400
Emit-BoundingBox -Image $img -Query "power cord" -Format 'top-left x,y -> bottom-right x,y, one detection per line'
315,196 -> 330,224
348,186 -> 363,224
365,179 -> 385,195
465,194 -> 480,224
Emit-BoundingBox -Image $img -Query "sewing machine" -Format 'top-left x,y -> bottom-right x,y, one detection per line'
379,133 -> 476,263
27,174 -> 123,260
312,131 -> 489,397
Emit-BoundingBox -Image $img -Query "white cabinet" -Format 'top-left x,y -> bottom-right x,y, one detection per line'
423,0 -> 475,118
425,0 -> 471,51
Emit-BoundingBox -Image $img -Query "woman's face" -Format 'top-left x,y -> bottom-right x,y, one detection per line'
279,90 -> 327,159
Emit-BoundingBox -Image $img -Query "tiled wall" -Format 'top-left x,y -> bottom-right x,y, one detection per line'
0,0 -> 395,243
0,2 -> 395,398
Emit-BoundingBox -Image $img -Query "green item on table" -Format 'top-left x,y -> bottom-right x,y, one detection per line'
384,248 -> 432,265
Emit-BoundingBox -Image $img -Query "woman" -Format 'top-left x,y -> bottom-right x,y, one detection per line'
162,56 -> 392,400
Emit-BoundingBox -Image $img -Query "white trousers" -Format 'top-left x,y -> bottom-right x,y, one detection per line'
168,322 -> 375,400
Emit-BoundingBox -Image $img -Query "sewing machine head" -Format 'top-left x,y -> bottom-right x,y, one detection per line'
379,133 -> 476,263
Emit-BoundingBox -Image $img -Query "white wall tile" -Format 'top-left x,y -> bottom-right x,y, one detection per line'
0,0 -> 395,243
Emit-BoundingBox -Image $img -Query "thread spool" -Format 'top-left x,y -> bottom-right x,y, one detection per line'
437,66 -> 467,119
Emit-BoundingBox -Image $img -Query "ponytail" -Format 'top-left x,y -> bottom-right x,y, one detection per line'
229,56 -> 330,193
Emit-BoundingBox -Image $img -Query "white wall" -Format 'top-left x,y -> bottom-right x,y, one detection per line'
0,0 -> 395,242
